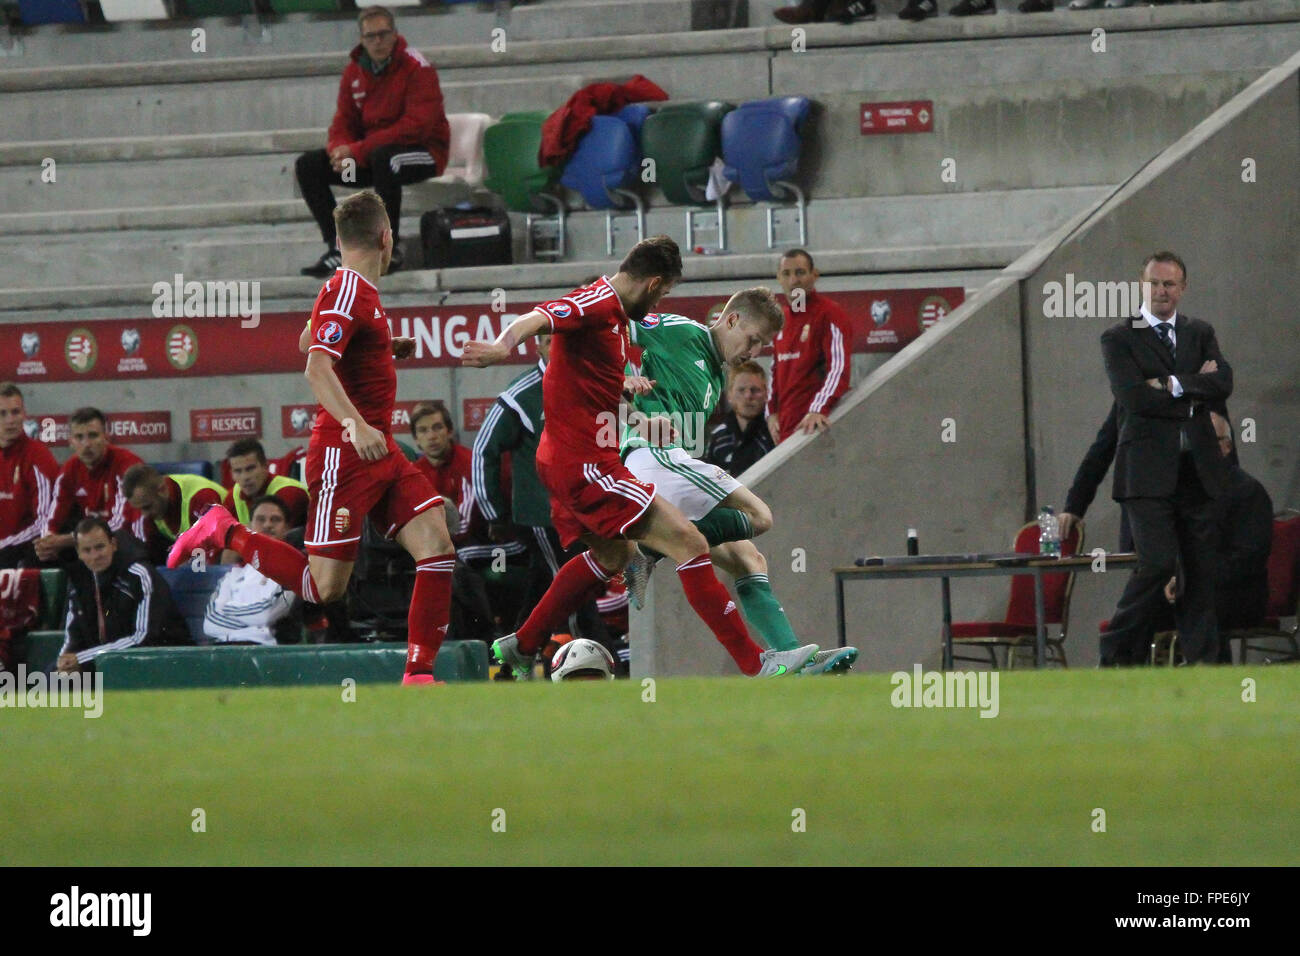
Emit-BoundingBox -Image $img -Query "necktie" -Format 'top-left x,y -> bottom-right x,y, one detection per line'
94,574 -> 107,644
1155,322 -> 1175,362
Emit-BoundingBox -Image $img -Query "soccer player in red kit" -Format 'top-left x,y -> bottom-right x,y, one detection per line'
462,235 -> 818,678
170,190 -> 456,684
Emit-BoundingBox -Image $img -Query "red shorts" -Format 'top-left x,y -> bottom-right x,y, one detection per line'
304,433 -> 442,561
537,452 -> 656,549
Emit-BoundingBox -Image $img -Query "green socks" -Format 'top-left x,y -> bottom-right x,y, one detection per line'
735,573 -> 799,652
693,507 -> 754,548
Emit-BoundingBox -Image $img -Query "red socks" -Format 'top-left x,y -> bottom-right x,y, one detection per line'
406,555 -> 455,676
677,554 -> 762,675
516,551 -> 612,654
227,526 -> 320,603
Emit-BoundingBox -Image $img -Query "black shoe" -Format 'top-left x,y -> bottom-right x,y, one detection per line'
385,244 -> 404,274
1018,0 -> 1052,8
301,247 -> 340,278
830,0 -> 876,21
950,0 -> 995,13
898,0 -> 937,19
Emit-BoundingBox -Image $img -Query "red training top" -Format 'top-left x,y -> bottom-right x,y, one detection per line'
0,434 -> 59,550
327,34 -> 451,173
767,289 -> 852,440
47,444 -> 146,537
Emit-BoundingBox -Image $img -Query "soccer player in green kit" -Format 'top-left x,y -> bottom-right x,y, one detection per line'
620,287 -> 859,674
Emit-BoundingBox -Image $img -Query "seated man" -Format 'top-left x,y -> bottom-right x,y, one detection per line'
0,382 -> 59,568
297,5 -> 450,276
123,464 -> 227,566
223,438 -> 309,529
56,517 -> 190,673
203,497 -> 301,646
703,361 -> 776,478
409,400 -> 474,542
36,407 -> 147,564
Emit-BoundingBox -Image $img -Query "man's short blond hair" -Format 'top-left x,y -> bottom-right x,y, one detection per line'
333,190 -> 390,251
358,5 -> 395,29
724,286 -> 784,334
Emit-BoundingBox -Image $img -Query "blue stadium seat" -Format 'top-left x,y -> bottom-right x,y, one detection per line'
153,460 -> 216,480
721,96 -> 812,247
560,114 -> 647,256
158,566 -> 233,646
17,0 -> 86,24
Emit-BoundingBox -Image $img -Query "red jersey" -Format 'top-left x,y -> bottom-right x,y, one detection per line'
308,268 -> 395,438
767,289 -> 852,440
535,276 -> 632,465
413,444 -> 474,541
222,481 -> 310,529
0,434 -> 59,550
47,444 -> 146,537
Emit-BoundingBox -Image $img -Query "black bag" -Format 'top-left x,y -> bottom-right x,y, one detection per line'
420,205 -> 513,269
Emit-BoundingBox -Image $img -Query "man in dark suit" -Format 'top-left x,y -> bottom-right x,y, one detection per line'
1098,251 -> 1233,665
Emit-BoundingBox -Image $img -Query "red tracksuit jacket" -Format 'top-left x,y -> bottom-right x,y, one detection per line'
0,435 -> 59,551
767,290 -> 853,440
327,35 -> 451,173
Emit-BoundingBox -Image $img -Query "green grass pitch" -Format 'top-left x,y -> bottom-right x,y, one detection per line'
2,667 -> 1297,865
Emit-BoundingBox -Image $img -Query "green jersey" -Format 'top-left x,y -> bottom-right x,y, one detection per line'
621,313 -> 726,458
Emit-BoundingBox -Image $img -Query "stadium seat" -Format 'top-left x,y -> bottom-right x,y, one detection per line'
560,111 -> 648,256
20,630 -> 65,673
483,111 -> 566,260
181,0 -> 253,17
721,96 -> 812,248
38,568 -> 67,630
98,0 -> 169,20
158,566 -> 234,645
1221,512 -> 1300,664
267,0 -> 338,11
432,112 -> 492,188
16,0 -> 86,24
640,101 -> 734,251
153,460 -> 215,479
949,520 -> 1085,668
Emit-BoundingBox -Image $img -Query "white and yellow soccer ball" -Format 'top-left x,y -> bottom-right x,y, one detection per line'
550,638 -> 616,682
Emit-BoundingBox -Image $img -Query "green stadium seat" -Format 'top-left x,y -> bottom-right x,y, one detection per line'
483,112 -> 566,259
182,0 -> 253,17
38,568 -> 67,630
267,0 -> 338,12
21,630 -> 65,674
640,101 -> 735,250
95,641 -> 489,689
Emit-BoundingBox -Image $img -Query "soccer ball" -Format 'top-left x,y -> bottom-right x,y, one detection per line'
550,638 -> 616,682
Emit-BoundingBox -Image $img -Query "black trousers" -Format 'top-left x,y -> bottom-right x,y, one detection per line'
1102,456 -> 1221,665
295,144 -> 439,246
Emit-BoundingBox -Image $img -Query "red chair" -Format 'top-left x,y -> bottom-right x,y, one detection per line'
950,521 -> 1085,668
1224,513 -> 1300,663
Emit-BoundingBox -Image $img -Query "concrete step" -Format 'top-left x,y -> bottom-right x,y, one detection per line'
0,257 -> 1003,317
0,1 -> 747,71
0,72 -> 590,142
0,186 -> 1095,289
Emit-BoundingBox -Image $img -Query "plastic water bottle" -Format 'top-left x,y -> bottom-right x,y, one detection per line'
1038,506 -> 1061,558
906,528 -> 919,556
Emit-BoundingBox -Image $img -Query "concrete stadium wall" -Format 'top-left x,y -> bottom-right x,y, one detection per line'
634,49 -> 1300,676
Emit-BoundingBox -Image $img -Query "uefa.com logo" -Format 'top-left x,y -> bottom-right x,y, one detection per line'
0,665 -> 104,718
891,664 -> 1000,718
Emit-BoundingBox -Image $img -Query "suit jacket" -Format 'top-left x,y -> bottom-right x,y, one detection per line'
1100,314 -> 1232,501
